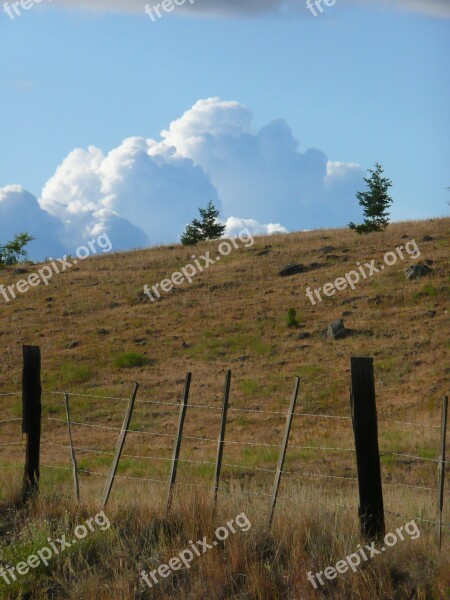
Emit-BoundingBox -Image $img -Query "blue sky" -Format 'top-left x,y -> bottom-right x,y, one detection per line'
0,0 -> 449,258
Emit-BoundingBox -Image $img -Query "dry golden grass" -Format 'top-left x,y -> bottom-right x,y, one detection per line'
0,218 -> 449,598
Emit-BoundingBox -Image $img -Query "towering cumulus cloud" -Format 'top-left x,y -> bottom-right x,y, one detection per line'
2,98 -> 365,261
55,0 -> 450,18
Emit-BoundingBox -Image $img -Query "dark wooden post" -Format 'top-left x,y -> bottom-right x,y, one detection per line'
22,345 -> 42,501
64,393 -> 80,502
165,372 -> 191,513
436,396 -> 448,550
101,382 -> 139,508
350,356 -> 385,539
212,370 -> 231,507
267,377 -> 300,528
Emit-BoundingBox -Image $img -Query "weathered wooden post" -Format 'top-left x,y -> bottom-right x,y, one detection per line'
22,345 -> 42,501
436,396 -> 448,550
166,372 -> 191,513
350,356 -> 385,539
101,382 -> 139,508
267,377 -> 300,528
212,370 -> 231,508
64,393 -> 80,502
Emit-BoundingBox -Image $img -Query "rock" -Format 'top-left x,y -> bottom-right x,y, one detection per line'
368,295 -> 382,305
298,332 -> 311,340
279,264 -> 308,277
405,264 -> 432,280
238,355 -> 249,361
401,235 -> 409,239
341,310 -> 353,317
317,245 -> 335,254
322,319 -> 348,340
425,310 -> 436,318
67,340 -> 79,349
422,235 -> 434,241
424,259 -> 433,266
97,328 -> 110,336
13,268 -> 27,275
45,297 -> 53,302
108,301 -> 120,309
181,341 -> 190,349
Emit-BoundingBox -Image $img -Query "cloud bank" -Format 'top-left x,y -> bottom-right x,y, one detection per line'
2,97 -> 365,261
55,0 -> 450,19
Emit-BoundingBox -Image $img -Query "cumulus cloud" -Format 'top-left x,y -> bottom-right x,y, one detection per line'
0,186 -> 67,260
54,0 -> 450,18
224,217 -> 288,238
3,97 -> 366,260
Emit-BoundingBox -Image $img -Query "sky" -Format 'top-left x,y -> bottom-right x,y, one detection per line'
0,0 -> 449,259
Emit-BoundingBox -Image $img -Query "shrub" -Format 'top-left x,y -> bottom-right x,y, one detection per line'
287,308 -> 300,328
114,352 -> 149,369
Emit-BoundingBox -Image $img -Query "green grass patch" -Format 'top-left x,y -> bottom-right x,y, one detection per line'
114,352 -> 149,369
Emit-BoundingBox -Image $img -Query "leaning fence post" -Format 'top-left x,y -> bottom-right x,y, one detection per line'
166,372 -> 191,513
267,377 -> 300,528
436,395 -> 448,550
212,370 -> 231,508
101,382 -> 139,508
350,356 -> 385,539
64,393 -> 80,502
22,345 -> 42,502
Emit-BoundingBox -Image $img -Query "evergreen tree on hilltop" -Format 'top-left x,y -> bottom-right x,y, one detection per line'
181,201 -> 226,246
349,163 -> 393,234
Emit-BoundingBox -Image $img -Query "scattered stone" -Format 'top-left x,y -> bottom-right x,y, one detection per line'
422,235 -> 434,242
341,310 -> 352,317
134,337 -> 147,346
238,355 -> 249,361
424,259 -> 433,266
425,310 -> 436,318
405,264 -> 432,280
317,245 -> 335,254
67,340 -> 79,349
325,254 -> 339,260
298,332 -> 311,340
279,264 -> 308,277
181,341 -> 191,349
322,319 -> 348,340
108,301 -> 120,309
13,268 -> 27,275
45,297 -> 53,302
401,235 -> 409,239
97,328 -> 110,336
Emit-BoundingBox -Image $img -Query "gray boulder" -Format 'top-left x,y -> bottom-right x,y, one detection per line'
405,264 -> 432,280
323,319 -> 348,340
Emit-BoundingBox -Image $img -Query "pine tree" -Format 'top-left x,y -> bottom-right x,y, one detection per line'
349,163 -> 393,234
180,201 -> 226,246
180,224 -> 201,246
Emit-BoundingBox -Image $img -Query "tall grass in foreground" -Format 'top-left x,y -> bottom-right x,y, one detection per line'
0,471 -> 448,599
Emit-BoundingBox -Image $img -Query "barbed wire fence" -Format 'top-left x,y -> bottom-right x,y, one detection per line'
0,347 -> 448,548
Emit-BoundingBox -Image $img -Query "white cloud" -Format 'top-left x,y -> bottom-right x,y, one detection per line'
54,0 -> 450,18
224,217 -> 288,238
3,97 -> 366,260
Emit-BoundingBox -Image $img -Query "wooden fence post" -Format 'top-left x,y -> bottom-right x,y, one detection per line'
436,395 -> 448,550
212,370 -> 231,508
64,393 -> 80,502
22,345 -> 42,502
101,382 -> 139,508
267,377 -> 300,528
350,356 -> 385,539
165,372 -> 191,513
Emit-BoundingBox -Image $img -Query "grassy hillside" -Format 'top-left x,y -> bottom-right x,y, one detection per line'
0,218 -> 448,599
